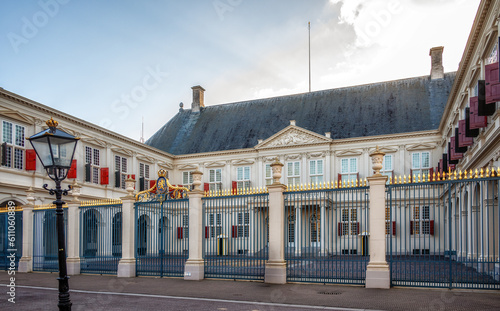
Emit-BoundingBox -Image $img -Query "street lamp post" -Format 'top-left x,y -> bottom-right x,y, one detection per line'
28,118 -> 79,311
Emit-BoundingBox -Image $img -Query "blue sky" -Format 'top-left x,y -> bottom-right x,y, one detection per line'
0,0 -> 480,141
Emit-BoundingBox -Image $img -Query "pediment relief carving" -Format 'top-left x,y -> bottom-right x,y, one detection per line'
80,136 -> 107,148
157,162 -> 173,170
406,143 -> 436,151
257,126 -> 331,149
137,155 -> 156,163
285,154 -> 301,160
111,146 -> 133,157
369,146 -> 397,154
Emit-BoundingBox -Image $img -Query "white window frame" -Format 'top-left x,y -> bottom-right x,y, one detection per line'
237,212 -> 249,238
340,157 -> 358,182
183,171 -> 193,189
208,213 -> 222,238
115,155 -> 128,189
236,166 -> 251,189
309,159 -> 324,184
287,161 -> 300,186
209,168 -> 222,191
85,146 -> 101,184
381,154 -> 393,183
182,214 -> 189,239
411,152 -> 430,178
265,164 -> 273,185
412,206 -> 431,235
139,162 -> 151,189
2,120 -> 25,170
341,208 -> 358,236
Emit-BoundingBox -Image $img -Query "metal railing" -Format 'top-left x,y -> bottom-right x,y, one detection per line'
79,200 -> 123,274
135,198 -> 189,277
284,183 -> 369,284
203,191 -> 269,280
387,170 -> 500,289
33,205 -> 67,272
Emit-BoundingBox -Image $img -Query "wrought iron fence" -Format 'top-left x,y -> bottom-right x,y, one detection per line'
203,190 -> 269,280
33,205 -> 67,272
387,170 -> 500,289
80,199 -> 122,274
135,198 -> 189,277
284,182 -> 369,284
0,209 -> 22,270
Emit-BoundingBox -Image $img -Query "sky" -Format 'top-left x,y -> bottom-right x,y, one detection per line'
0,0 -> 480,142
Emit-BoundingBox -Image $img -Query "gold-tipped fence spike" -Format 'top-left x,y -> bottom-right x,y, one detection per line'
497,167 -> 500,177
475,169 -> 479,178
403,175 -> 407,184
486,167 -> 490,177
417,174 -> 421,183
480,168 -> 484,178
453,170 -> 457,180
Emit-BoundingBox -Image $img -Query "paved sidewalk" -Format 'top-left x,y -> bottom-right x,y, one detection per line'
1,271 -> 499,310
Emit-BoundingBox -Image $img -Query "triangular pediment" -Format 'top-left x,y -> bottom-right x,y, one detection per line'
80,136 -> 107,148
232,159 -> 255,166
158,162 -> 173,170
336,149 -> 363,157
111,146 -> 133,157
0,108 -> 35,125
406,143 -> 436,151
256,125 -> 331,149
369,146 -> 398,154
176,164 -> 197,170
137,154 -> 156,163
205,161 -> 226,168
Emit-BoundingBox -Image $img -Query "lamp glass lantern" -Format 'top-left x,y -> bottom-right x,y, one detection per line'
28,118 -> 79,180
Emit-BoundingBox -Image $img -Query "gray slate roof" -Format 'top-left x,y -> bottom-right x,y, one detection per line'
146,73 -> 456,155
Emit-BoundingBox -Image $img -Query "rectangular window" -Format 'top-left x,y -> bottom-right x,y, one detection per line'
341,208 -> 358,235
412,206 -> 431,235
265,164 -> 273,185
209,168 -> 222,191
412,152 -> 430,177
183,215 -> 189,239
2,121 -> 25,170
237,212 -> 249,238
309,159 -> 324,184
115,155 -> 128,189
139,163 -> 151,190
236,166 -> 251,189
85,146 -> 101,184
381,154 -> 393,182
340,158 -> 358,182
208,213 -> 222,238
287,161 -> 300,186
183,171 -> 193,189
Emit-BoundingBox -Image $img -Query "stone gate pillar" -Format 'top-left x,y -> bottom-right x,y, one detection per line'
366,146 -> 390,289
67,180 -> 81,275
265,158 -> 287,284
18,187 -> 35,273
184,170 -> 205,280
118,176 -> 136,277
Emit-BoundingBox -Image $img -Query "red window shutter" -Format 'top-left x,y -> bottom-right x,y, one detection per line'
100,167 -> 109,184
469,96 -> 487,129
410,221 -> 414,235
450,137 -> 463,161
150,180 -> 156,193
205,226 -> 209,238
338,222 -> 342,236
429,168 -> 434,182
458,120 -> 473,147
392,221 -> 396,236
177,227 -> 183,239
438,159 -> 442,174
356,222 -> 360,235
204,183 -> 209,192
337,173 -> 342,183
485,62 -> 500,104
67,159 -> 77,178
232,181 -> 237,194
429,220 -> 434,236
232,225 -> 237,238
410,169 -> 413,181
25,149 -> 37,171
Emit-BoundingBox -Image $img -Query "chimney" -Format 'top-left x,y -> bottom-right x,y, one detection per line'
429,46 -> 444,80
191,85 -> 205,112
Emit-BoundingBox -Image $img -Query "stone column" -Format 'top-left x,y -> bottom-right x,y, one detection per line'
118,177 -> 136,277
265,158 -> 287,284
18,188 -> 35,273
66,180 -> 81,275
366,146 -> 390,289
185,170 -> 205,280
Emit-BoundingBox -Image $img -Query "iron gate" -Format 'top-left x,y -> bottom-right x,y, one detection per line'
203,192 -> 268,280
387,173 -> 500,289
135,198 -> 189,277
285,185 -> 369,284
80,201 -> 122,274
33,206 -> 67,272
0,209 -> 22,270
